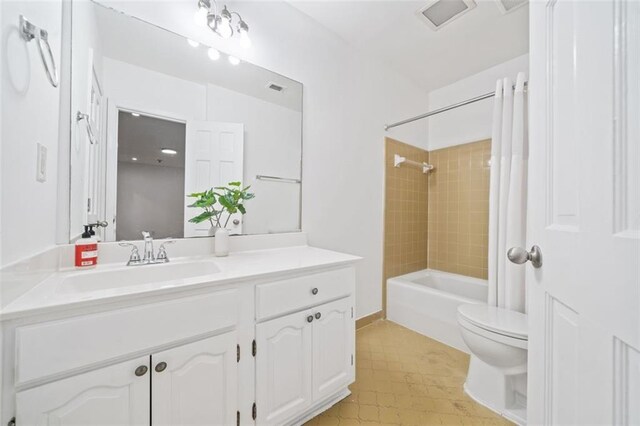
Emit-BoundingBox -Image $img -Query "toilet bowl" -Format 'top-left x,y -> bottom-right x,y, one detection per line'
457,304 -> 528,425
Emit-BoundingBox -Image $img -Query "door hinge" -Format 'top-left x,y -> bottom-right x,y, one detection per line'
351,354 -> 354,365
7,417 -> 16,426
252,339 -> 257,357
351,307 -> 354,318
252,402 -> 257,420
236,410 -> 240,426
237,344 -> 240,363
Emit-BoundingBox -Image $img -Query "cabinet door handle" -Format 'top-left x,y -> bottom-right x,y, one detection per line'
311,287 -> 319,295
135,365 -> 148,377
307,315 -> 314,323
315,312 -> 321,320
155,362 -> 167,373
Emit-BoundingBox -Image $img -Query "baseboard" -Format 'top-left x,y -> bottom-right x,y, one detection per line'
356,310 -> 384,329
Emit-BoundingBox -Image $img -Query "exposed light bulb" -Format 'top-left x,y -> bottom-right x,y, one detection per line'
131,112 -> 140,117
239,28 -> 251,49
207,47 -> 221,61
187,39 -> 200,48
131,157 -> 138,161
228,55 -> 240,66
193,7 -> 208,26
218,18 -> 233,38
161,148 -> 178,155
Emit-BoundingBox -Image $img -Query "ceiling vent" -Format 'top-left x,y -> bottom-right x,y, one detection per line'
266,82 -> 286,92
494,0 -> 528,14
417,0 -> 476,31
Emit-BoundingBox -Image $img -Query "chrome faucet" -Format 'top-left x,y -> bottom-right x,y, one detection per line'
119,232 -> 175,266
141,231 -> 155,263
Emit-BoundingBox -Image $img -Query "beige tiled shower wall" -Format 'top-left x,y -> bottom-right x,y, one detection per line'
427,139 -> 491,279
383,138 -> 429,311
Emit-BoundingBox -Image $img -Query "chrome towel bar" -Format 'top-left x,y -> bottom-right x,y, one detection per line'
256,175 -> 301,184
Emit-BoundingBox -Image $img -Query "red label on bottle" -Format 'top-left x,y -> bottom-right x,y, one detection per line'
75,243 -> 98,267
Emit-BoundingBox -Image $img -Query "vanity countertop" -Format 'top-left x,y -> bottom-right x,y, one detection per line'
0,245 -> 360,321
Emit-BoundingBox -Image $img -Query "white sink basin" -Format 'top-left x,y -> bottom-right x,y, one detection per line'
56,261 -> 221,294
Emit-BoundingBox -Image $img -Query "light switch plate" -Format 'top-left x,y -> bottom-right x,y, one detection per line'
36,143 -> 47,182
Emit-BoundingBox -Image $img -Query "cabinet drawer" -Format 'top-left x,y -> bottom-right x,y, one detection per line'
256,268 -> 354,321
16,289 -> 237,385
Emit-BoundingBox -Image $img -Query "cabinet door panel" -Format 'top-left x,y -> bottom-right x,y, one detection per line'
256,309 -> 313,425
312,297 -> 354,401
16,356 -> 150,426
152,332 -> 237,426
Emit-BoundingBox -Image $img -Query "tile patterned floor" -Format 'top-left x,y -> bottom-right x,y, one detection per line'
305,320 -> 514,426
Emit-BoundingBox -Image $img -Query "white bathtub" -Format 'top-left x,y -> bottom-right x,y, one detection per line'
387,269 -> 488,353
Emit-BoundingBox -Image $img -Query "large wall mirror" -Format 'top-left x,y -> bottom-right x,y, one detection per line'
69,1 -> 302,242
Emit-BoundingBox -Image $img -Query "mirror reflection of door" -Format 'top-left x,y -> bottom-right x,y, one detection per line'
115,112 -> 186,241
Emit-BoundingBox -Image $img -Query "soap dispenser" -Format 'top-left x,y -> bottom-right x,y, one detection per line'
75,225 -> 98,267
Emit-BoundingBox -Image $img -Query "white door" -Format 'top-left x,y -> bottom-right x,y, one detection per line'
184,121 -> 244,237
83,66 -> 105,234
16,357 -> 150,425
152,332 -> 238,426
312,297 -> 355,402
528,1 -> 640,425
256,309 -> 313,425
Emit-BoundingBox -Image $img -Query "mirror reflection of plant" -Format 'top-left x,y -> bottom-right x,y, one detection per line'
187,182 -> 255,229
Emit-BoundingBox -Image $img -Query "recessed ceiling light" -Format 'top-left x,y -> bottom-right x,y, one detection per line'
161,148 -> 178,155
208,47 -> 221,61
228,55 -> 240,65
131,157 -> 138,161
187,39 -> 200,48
131,112 -> 140,117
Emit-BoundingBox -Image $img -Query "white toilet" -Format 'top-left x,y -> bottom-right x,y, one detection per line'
457,304 -> 528,425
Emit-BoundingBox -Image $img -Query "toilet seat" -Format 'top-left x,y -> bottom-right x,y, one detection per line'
458,304 -> 528,342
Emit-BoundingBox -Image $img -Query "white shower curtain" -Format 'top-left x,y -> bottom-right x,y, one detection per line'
487,72 -> 528,312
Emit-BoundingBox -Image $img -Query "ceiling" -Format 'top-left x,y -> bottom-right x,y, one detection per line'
117,112 -> 186,168
287,0 -> 529,92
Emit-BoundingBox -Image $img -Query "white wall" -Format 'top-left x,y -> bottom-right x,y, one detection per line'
99,0 -> 429,318
1,1 -> 63,266
206,83 -> 302,234
428,54 -> 529,150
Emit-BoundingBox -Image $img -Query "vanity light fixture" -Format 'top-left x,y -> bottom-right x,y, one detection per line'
208,47 -> 221,60
195,0 -> 251,48
228,55 -> 240,65
161,148 -> 178,155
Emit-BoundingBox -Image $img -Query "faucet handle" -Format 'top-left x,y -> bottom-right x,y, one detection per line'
119,242 -> 142,265
141,231 -> 151,239
156,239 -> 176,262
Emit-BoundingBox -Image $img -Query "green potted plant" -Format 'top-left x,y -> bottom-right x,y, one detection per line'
187,181 -> 255,235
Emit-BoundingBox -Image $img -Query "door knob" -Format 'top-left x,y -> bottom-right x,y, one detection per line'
135,365 -> 148,377
155,362 -> 167,373
507,245 -> 543,268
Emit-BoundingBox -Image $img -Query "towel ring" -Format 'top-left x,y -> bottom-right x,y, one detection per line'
19,15 -> 59,88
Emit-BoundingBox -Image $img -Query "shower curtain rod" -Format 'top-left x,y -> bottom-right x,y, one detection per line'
384,82 -> 528,131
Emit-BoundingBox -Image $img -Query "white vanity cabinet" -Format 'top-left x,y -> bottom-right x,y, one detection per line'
255,269 -> 355,425
152,332 -> 238,426
2,254 -> 358,426
16,356 -> 151,425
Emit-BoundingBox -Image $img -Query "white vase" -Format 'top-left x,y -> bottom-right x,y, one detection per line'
214,228 -> 230,257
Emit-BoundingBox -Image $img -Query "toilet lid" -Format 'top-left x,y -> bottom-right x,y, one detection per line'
458,304 -> 528,340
